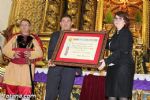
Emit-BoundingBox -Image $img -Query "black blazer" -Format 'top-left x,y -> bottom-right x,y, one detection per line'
48,31 -> 82,75
48,31 -> 60,59
105,28 -> 134,66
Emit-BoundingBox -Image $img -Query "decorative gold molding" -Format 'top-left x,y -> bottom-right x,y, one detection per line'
148,0 -> 150,49
9,0 -> 21,25
95,0 -> 104,31
142,0 -> 149,50
67,0 -> 82,29
81,0 -> 97,31
40,0 -> 49,33
40,0 -> 63,33
8,0 -> 46,33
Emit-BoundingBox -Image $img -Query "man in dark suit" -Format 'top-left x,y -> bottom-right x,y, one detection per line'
45,15 -> 82,100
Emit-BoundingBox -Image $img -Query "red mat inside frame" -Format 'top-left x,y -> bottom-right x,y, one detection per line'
55,32 -> 105,64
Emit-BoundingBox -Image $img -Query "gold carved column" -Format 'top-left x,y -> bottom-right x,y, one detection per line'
142,0 -> 149,50
95,0 -> 104,31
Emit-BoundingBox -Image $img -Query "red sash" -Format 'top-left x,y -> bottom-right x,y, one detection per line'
11,48 -> 33,64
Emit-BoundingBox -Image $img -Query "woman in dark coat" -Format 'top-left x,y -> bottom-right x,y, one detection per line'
98,11 -> 135,100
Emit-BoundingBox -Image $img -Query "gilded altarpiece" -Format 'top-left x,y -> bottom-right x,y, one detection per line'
4,0 -> 150,100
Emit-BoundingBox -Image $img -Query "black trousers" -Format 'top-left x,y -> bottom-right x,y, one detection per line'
45,66 -> 76,100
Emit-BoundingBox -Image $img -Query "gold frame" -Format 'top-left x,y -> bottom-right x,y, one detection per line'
95,0 -> 150,49
51,31 -> 108,68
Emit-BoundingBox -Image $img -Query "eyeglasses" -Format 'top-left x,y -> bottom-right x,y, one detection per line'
113,17 -> 123,21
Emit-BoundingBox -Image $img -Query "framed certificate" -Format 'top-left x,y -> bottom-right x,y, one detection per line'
51,31 -> 108,68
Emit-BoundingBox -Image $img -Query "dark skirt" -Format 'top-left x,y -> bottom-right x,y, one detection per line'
106,64 -> 135,97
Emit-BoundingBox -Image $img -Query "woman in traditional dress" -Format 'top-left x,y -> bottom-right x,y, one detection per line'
3,19 -> 43,100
